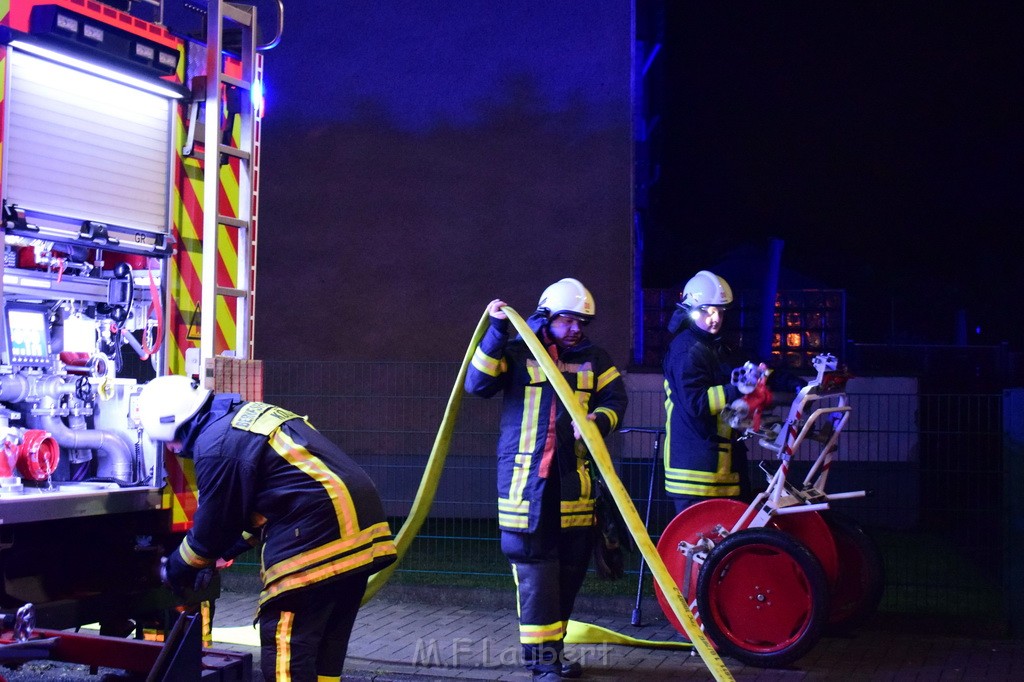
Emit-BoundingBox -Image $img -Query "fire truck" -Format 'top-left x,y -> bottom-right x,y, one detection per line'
0,0 -> 279,672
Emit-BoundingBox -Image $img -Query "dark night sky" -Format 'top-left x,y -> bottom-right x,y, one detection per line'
649,2 -> 1022,348
259,1 -> 1022,352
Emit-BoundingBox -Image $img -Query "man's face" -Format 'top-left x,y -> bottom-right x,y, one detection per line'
548,314 -> 587,349
692,305 -> 725,334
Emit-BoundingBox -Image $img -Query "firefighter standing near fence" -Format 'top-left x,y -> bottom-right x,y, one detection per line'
465,278 -> 628,682
662,269 -> 804,516
661,270 -> 752,515
138,375 -> 397,682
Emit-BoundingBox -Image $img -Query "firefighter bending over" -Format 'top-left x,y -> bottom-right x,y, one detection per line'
138,376 -> 397,682
464,278 -> 628,682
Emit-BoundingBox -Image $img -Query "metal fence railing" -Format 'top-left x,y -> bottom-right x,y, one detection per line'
259,360 -> 1011,632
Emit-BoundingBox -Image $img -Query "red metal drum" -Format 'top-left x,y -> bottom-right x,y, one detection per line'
653,498 -> 749,637
654,499 -> 840,638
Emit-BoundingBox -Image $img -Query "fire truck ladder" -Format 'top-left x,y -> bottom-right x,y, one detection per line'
193,1 -> 261,366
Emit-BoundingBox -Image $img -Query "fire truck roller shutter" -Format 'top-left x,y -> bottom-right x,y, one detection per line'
4,48 -> 174,238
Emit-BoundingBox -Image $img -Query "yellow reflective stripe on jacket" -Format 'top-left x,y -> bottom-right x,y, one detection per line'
561,445 -> 595,526
664,454 -> 740,497
262,521 -> 394,585
663,382 -> 674,449
498,498 -> 530,514
520,621 -> 566,644
499,453 -> 532,528
576,390 -> 590,409
259,531 -> 397,608
575,452 -> 591,499
707,385 -> 727,415
518,387 -> 542,453
179,536 -> 213,568
666,465 -> 738,484
665,480 -> 741,497
577,365 -> 594,390
560,499 -> 595,514
509,454 -> 531,503
717,413 -> 732,438
593,406 -> 619,431
269,428 -> 360,537
560,497 -> 596,528
526,363 -> 545,383
499,513 -> 530,529
498,496 -> 530,529
231,402 -> 306,436
471,346 -> 504,377
596,366 -> 620,392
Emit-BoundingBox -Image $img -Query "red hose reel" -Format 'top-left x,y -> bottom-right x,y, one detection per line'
0,430 -> 60,481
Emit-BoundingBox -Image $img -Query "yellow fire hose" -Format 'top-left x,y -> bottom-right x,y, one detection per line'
209,308 -> 731,677
360,309 -> 491,601
358,306 -> 733,680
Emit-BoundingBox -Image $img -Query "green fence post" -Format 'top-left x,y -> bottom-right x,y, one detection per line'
1006,389 -> 1024,637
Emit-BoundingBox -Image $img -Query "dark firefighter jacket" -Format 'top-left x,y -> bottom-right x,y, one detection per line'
174,395 -> 397,612
662,326 -> 745,499
464,316 -> 629,533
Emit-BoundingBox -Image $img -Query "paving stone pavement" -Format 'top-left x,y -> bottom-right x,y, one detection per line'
210,581 -> 1024,681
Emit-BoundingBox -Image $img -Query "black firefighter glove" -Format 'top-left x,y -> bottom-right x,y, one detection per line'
162,550 -> 214,601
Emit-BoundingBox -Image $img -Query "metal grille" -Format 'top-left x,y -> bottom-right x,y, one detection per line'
256,360 -> 1009,628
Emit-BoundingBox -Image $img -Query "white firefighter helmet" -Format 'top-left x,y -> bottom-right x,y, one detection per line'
679,270 -> 733,311
137,375 -> 211,442
537,278 -> 596,319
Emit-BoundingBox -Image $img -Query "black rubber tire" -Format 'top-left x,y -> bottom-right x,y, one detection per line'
822,511 -> 885,632
696,528 -> 828,668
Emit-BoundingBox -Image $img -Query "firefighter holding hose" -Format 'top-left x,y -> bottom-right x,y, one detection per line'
138,376 -> 396,682
465,278 -> 628,682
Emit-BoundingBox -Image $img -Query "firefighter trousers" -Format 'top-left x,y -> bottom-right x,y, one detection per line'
501,485 -> 592,672
258,571 -> 368,682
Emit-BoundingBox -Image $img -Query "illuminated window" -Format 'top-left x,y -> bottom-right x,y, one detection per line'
764,289 -> 846,369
